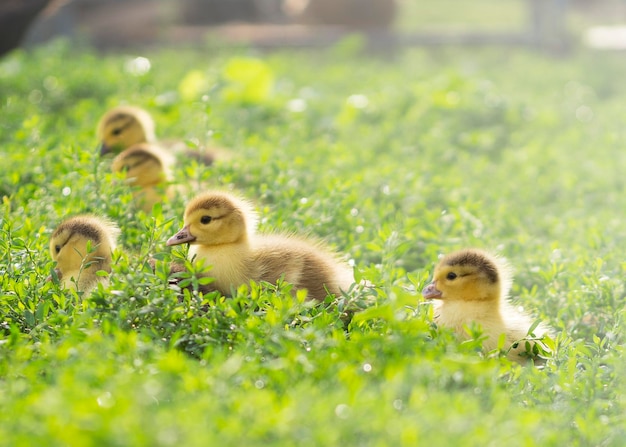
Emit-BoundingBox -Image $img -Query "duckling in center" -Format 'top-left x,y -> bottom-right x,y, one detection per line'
49,215 -> 120,294
422,248 -> 550,364
166,191 -> 354,301
111,143 -> 175,213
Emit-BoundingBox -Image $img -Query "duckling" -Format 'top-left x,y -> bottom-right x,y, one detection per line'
96,105 -> 218,164
49,215 -> 120,294
422,248 -> 550,364
111,143 -> 176,213
166,190 -> 354,301
96,105 -> 156,156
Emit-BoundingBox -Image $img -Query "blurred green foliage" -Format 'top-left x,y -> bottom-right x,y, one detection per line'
1,39 -> 626,446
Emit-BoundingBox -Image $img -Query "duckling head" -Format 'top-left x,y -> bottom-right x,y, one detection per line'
50,215 -> 120,291
97,106 -> 155,156
166,191 -> 258,248
111,143 -> 170,188
422,249 -> 511,303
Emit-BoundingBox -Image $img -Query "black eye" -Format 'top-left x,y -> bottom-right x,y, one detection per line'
446,272 -> 457,280
200,216 -> 212,224
112,128 -> 122,136
55,245 -> 61,254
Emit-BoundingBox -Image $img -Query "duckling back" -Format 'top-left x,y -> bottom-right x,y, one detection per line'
500,302 -> 551,362
185,230 -> 353,300
251,234 -> 354,301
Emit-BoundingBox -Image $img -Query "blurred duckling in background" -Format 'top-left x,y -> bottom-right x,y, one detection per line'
97,105 -> 156,156
166,190 -> 354,301
422,248 -> 551,364
49,215 -> 120,294
96,105 -> 218,164
111,143 -> 175,213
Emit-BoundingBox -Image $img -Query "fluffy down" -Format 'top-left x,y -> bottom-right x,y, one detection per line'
166,190 -> 354,300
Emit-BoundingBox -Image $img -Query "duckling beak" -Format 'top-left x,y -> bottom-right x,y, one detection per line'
166,225 -> 196,246
99,142 -> 111,156
422,282 -> 442,300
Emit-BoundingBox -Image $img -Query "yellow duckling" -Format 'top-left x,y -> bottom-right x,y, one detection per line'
49,215 -> 120,294
96,105 -> 156,156
96,105 -> 218,164
166,190 -> 354,301
111,143 -> 175,213
422,248 -> 550,364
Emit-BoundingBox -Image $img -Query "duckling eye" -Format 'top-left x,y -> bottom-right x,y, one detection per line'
112,128 -> 123,136
200,216 -> 212,224
55,245 -> 61,254
446,272 -> 457,280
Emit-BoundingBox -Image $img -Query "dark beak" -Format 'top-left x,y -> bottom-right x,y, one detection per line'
422,282 -> 442,300
166,225 -> 197,246
99,142 -> 111,156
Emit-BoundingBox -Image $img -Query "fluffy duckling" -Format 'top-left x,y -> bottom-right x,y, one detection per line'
49,215 -> 120,294
96,105 -> 156,156
422,248 -> 550,364
111,143 -> 175,213
166,191 -> 354,301
96,105 -> 217,164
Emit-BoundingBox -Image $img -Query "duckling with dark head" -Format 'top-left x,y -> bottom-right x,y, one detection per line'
111,143 -> 175,213
49,215 -> 120,294
166,190 -> 354,301
422,248 -> 550,364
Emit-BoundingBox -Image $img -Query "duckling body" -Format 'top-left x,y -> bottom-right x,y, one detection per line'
166,191 -> 353,300
49,215 -> 120,294
422,249 -> 549,363
111,143 -> 175,212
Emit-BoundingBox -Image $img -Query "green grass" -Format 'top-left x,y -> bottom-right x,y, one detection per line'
2,39 -> 626,446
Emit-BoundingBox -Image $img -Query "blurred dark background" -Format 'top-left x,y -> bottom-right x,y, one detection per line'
1,0 -> 397,55
2,0 -> 626,57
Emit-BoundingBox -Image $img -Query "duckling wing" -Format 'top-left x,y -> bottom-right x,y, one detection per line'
252,235 -> 353,301
500,302 -> 541,340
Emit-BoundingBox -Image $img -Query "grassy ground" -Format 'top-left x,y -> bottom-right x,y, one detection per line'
1,39 -> 626,446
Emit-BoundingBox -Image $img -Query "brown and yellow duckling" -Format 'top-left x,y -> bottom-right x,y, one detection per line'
49,215 -> 120,294
111,143 -> 175,213
96,105 -> 156,156
166,190 -> 354,300
96,105 -> 218,164
422,248 -> 551,364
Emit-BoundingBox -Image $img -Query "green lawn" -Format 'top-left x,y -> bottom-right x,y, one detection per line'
1,39 -> 626,446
